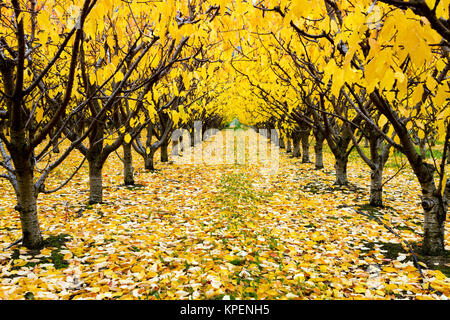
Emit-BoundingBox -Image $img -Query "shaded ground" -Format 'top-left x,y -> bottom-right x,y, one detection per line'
0,130 -> 449,299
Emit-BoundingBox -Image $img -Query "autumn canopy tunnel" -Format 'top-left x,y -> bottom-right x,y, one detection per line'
0,0 -> 449,301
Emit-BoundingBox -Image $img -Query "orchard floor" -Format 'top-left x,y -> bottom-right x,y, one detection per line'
0,129 -> 449,299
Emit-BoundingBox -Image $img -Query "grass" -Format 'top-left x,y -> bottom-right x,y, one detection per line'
9,233 -> 71,281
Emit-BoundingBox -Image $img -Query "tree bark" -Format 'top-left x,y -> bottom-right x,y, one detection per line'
313,129 -> 324,169
334,156 -> 348,185
160,141 -> 169,162
286,135 -> 292,153
419,139 -> 427,159
300,129 -> 310,163
421,186 -> 446,256
292,132 -> 301,158
279,132 -> 286,149
367,133 -> 391,207
15,160 -> 43,249
145,149 -> 156,171
123,143 -> 134,186
88,157 -> 103,204
369,90 -> 446,255
314,141 -> 324,170
370,166 -> 383,207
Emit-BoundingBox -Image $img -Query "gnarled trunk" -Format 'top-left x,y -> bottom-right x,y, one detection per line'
123,143 -> 134,186
420,176 -> 447,256
370,166 -> 383,207
160,141 -> 169,162
419,139 -> 427,159
286,135 -> 292,153
145,149 -> 156,171
313,129 -> 324,170
279,132 -> 286,149
422,194 -> 446,256
88,157 -> 103,204
292,132 -> 301,158
15,162 -> 43,249
300,130 -> 310,163
368,134 -> 390,207
334,156 -> 348,185
10,129 -> 43,249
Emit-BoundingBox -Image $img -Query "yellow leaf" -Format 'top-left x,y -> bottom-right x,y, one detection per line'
36,108 -> 44,123
14,259 -> 27,267
353,286 -> 366,293
434,83 -> 448,107
63,252 -> 73,260
124,133 -> 132,144
40,248 -> 52,256
433,270 -> 447,280
411,84 -> 424,106
378,115 -> 388,128
418,130 -> 425,140
418,261 -> 428,269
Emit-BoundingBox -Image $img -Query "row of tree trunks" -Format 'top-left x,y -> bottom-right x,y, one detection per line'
280,129 -> 323,170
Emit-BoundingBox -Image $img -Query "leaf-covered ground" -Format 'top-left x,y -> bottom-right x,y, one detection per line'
0,130 -> 449,300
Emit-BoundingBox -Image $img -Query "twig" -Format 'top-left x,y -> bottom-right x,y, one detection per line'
3,238 -> 22,251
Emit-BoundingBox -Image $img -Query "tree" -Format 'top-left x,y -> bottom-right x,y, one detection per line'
0,0 -> 98,249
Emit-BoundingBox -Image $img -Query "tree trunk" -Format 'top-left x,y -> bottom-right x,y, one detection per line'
419,139 -> 427,159
334,156 -> 348,185
88,158 -> 103,204
160,141 -> 169,162
313,129 -> 324,169
368,90 -> 446,256
286,136 -> 292,153
370,166 -> 383,207
368,134 -> 389,207
123,143 -> 134,186
279,132 -> 286,149
292,132 -> 301,158
421,192 -> 446,256
145,149 -> 156,171
300,130 -> 310,163
15,163 -> 43,249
